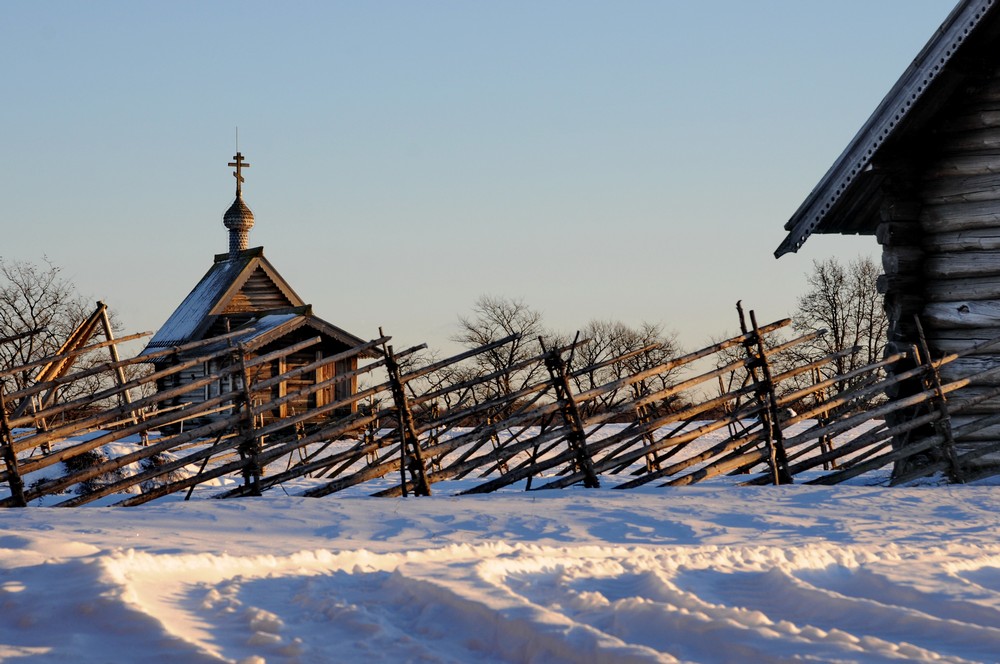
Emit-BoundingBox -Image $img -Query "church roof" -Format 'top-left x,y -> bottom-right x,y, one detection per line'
143,152 -> 370,358
776,0 -> 1000,257
141,247 -> 306,353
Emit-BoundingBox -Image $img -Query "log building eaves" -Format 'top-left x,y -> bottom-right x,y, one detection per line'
193,307 -> 372,356
775,0 -> 999,258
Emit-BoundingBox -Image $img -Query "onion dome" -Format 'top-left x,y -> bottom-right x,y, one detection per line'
223,194 -> 255,256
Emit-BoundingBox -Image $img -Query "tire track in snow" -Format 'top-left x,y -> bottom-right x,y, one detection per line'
94,542 -> 1000,663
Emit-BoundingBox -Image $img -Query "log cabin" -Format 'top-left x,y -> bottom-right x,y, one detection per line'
141,152 -> 372,427
776,0 -> 1000,471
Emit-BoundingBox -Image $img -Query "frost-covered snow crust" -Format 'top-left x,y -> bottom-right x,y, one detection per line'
1,487 -> 999,662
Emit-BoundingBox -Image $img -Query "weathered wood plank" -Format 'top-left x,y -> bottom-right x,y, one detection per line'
926,333 -> 1000,354
923,300 -> 1000,328
922,154 -> 1000,179
939,108 -> 1000,132
923,226 -> 1000,253
925,250 -> 1000,279
921,200 -> 1000,231
938,355 -> 1000,383
934,128 -> 1000,155
922,172 -> 1000,202
925,274 -> 1000,302
945,416 -> 1000,441
876,221 -> 922,246
881,245 -> 923,275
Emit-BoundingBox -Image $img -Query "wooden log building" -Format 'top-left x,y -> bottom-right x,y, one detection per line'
776,0 -> 1000,470
141,152 -> 371,426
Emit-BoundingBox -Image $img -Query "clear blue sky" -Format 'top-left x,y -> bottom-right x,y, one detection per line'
0,1 -> 955,355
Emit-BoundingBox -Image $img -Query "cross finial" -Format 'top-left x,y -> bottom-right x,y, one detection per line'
228,152 -> 250,196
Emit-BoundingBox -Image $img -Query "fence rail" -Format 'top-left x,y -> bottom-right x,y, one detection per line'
1,304 -> 997,507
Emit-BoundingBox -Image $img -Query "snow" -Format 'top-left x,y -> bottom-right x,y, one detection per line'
1,481 -> 1000,663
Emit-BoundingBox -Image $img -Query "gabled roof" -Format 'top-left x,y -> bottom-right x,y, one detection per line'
142,247 -> 305,353
192,306 -> 371,356
776,0 -> 1000,257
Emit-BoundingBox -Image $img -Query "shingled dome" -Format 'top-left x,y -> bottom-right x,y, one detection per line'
223,195 -> 254,230
223,194 -> 255,255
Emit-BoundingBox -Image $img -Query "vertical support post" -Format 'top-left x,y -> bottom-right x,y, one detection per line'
427,400 -> 442,473
236,344 -> 262,496
631,380 -> 660,472
542,342 -> 600,489
813,367 -> 836,470
364,394 -> 381,466
738,304 -> 791,485
0,386 -> 27,507
385,345 -> 431,496
913,316 -> 964,483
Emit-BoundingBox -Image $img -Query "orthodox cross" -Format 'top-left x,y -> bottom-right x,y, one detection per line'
228,152 -> 250,195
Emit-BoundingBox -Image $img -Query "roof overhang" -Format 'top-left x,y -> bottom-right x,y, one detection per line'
776,0 -> 1000,257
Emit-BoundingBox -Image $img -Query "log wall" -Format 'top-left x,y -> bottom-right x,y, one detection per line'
914,67 -> 1000,468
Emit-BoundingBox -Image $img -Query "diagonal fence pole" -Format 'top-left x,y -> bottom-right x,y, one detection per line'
385,344 -> 431,497
912,316 -> 964,483
542,337 -> 600,489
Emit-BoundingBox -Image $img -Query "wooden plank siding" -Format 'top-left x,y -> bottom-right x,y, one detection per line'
224,267 -> 296,314
914,63 -> 1000,468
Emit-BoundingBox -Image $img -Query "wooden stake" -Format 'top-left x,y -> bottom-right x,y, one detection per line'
385,345 -> 431,496
749,310 -> 792,484
0,387 -> 27,507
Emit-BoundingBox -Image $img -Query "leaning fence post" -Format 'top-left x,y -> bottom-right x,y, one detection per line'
0,386 -> 27,507
913,316 -> 965,483
541,337 -> 600,489
741,306 -> 792,485
385,344 -> 431,497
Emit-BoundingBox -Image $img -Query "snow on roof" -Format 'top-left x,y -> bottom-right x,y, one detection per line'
142,255 -> 252,353
232,313 -> 302,347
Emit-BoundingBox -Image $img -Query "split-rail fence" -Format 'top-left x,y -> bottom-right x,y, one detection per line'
1,303 -> 998,507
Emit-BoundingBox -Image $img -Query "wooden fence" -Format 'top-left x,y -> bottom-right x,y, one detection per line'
1,304 -> 998,507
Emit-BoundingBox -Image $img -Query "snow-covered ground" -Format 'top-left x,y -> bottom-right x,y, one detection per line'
2,421 -> 999,662
1,478 -> 1000,663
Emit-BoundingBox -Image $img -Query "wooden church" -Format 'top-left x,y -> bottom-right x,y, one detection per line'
142,152 -> 371,425
776,0 -> 1000,468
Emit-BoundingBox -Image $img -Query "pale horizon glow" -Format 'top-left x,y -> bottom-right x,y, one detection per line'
0,1 -> 955,356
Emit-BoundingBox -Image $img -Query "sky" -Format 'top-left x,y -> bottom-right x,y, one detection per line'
0,1 -> 958,357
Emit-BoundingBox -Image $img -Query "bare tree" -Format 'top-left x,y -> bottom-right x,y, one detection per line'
0,258 -> 92,390
569,319 -> 681,417
452,295 -> 549,409
789,256 -> 889,404
0,257 -> 129,409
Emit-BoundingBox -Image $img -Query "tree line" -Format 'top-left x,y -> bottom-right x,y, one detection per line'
0,255 -> 887,420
